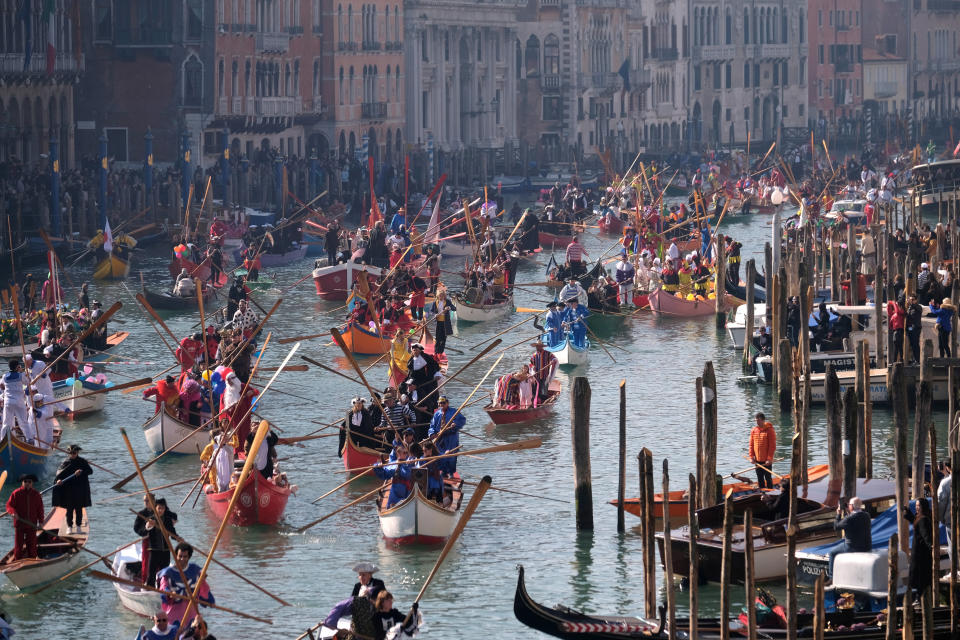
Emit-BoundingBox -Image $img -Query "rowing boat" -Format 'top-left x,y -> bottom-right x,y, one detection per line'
142,408 -> 213,455
312,263 -> 384,300
231,244 -> 308,266
453,292 -> 514,324
584,309 -> 627,337
111,543 -> 163,617
339,321 -> 393,356
596,215 -> 625,235
341,437 -> 382,475
611,463 -> 830,526
538,229 -> 575,247
0,507 -> 88,590
235,268 -> 274,291
52,377 -> 107,416
168,256 -> 228,288
378,472 -> 463,544
648,287 -> 733,317
483,379 -> 561,425
83,331 -> 132,363
205,471 -> 293,526
0,434 -> 51,478
545,335 -> 589,367
141,286 -> 216,312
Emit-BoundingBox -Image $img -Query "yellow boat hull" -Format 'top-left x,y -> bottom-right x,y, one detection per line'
93,254 -> 131,280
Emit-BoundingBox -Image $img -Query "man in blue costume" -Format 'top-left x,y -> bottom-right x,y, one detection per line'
374,444 -> 413,507
428,396 -> 466,474
561,296 -> 590,348
541,301 -> 564,347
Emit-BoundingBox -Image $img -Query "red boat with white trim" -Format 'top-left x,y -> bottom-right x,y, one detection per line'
204,471 -> 293,526
596,214 -> 625,235
538,229 -> 575,247
312,263 -> 384,301
341,436 -> 383,475
378,473 -> 464,544
483,379 -> 561,425
648,287 -> 734,317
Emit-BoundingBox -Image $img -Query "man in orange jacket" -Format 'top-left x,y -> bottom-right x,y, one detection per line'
749,412 -> 777,488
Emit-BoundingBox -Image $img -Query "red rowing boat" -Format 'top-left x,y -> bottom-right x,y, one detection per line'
537,230 -> 575,246
204,472 -> 293,526
596,215 -> 625,235
341,437 -> 382,475
483,380 -> 561,425
168,256 -> 228,288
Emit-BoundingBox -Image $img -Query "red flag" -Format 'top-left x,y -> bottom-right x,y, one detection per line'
953,140 -> 960,157
367,155 -> 382,227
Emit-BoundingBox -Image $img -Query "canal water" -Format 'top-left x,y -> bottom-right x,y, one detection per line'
1,204 -> 949,638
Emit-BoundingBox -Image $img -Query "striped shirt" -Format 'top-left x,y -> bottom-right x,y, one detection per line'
565,241 -> 585,263
379,403 -> 416,428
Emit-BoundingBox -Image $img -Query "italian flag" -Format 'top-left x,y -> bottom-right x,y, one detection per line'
43,0 -> 55,74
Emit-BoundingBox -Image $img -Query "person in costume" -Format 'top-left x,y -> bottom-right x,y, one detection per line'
6,473 -> 43,559
51,444 -> 93,533
157,543 -> 215,629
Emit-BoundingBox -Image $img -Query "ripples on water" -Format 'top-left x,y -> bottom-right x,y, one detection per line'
1,210 -> 950,637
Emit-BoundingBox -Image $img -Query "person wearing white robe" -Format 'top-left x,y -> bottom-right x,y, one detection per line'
24,353 -> 62,414
222,372 -> 242,413
213,433 -> 234,492
516,372 -> 535,409
28,393 -> 54,448
0,360 -> 29,441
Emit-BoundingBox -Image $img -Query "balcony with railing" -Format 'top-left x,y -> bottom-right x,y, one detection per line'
633,68 -> 653,87
755,43 -> 791,59
255,96 -> 299,116
256,32 -> 290,52
693,45 -> 735,62
362,41 -> 382,51
651,48 -> 679,61
541,74 -> 561,91
0,53 -> 85,75
362,102 -> 387,119
577,72 -> 621,90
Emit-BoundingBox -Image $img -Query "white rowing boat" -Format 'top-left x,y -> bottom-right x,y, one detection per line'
378,474 -> 463,544
0,507 -> 88,590
142,408 -> 212,455
545,335 -> 589,367
52,378 -> 107,416
453,292 -> 514,323
111,543 -> 163,617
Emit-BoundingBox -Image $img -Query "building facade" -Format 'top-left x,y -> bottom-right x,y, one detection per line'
808,0 -> 863,127
1,1 -> 84,167
690,0 -> 808,147
909,0 -> 960,124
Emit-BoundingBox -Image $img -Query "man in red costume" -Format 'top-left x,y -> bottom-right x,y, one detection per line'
6,474 -> 44,559
143,375 -> 181,414
175,332 -> 204,373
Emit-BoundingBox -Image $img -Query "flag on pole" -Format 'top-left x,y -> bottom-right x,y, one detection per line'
103,219 -> 114,253
424,193 -> 442,244
43,0 -> 55,74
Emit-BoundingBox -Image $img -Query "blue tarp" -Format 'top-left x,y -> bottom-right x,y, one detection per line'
801,501 -> 947,557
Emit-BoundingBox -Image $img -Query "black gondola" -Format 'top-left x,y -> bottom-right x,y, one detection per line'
141,286 -> 217,311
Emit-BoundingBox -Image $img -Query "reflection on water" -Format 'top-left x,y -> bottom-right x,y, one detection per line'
570,530 -> 596,609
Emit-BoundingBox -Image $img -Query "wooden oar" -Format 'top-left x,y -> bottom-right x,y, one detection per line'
338,437 -> 542,475
179,419 -> 271,625
280,270 -> 316,295
415,339 -> 502,408
128,508 -> 291,608
300,355 -> 364,386
28,535 -> 142,596
89,570 -> 272,624
297,483 -> 383,533
123,282 -> 178,358
34,436 -> 123,478
516,307 -> 544,313
330,327 -> 397,433
459,477 -> 568,504
98,477 -> 196,504
121,364 -> 182,395
469,314 -> 538,350
581,322 -> 616,363
196,278 -> 209,372
134,293 -> 179,345
0,470 -> 6,493
410,475 -> 492,614
430,353 -> 504,444
41,377 -> 151,408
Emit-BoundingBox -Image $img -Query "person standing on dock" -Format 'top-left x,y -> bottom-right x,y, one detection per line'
827,497 -> 872,578
929,297 -> 955,357
905,294 -> 924,363
748,413 -> 777,489
887,295 -> 906,363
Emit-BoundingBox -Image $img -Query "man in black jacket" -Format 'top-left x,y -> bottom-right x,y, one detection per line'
904,293 -> 924,363
827,496 -> 871,578
134,496 -> 180,587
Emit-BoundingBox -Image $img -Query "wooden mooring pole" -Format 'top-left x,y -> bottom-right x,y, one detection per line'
617,380 -> 626,533
701,363 -> 718,507
571,376 -> 593,530
687,473 -> 699,640
662,459 -> 676,640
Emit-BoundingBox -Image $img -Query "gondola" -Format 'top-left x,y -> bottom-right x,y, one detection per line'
545,334 -> 589,367
648,287 -> 733,318
168,256 -> 228,288
142,408 -> 212,455
0,434 -> 52,479
312,262 -> 385,301
204,471 -> 293,526
484,379 -> 561,425
585,308 -> 627,337
0,507 -> 88,590
514,565 -> 958,640
141,286 -> 217,312
93,253 -> 131,280
341,436 -> 383,475
377,471 -> 463,544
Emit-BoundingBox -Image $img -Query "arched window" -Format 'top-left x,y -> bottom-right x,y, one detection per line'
337,4 -> 343,43
293,60 -> 300,95
339,67 -> 344,104
782,10 -> 788,44
395,65 -> 400,101
743,8 -> 749,44
349,66 -> 355,104
285,63 -> 291,96
184,55 -> 203,106
524,35 -> 540,76
347,6 -> 352,43
232,59 -> 239,97
314,60 -> 321,96
725,8 -> 732,45
245,59 -> 251,96
218,59 -> 225,97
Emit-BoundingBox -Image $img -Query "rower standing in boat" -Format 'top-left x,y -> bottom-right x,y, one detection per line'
565,236 -> 589,277
427,289 -> 455,356
134,495 -> 180,587
351,562 -> 385,597
341,397 -> 378,456
24,352 -> 61,414
749,413 -> 777,489
614,250 -> 635,309
530,340 -> 558,399
226,277 -> 248,321
51,444 -> 92,534
323,584 -> 381,640
375,444 -> 414,507
28,392 -> 55,449
406,343 -> 441,414
375,591 -> 420,639
725,237 -> 742,286
428,396 -> 465,474
0,360 -> 28,443
5,474 -> 42,560
561,297 -> 589,349
558,277 -> 587,307
246,427 -> 280,479
157,543 -> 215,629
536,301 -> 564,348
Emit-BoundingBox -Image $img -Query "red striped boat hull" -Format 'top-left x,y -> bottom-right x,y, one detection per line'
204,471 -> 292,526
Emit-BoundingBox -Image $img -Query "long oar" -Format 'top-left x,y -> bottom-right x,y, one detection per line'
581,322 -> 616,363
459,477 -> 568,504
128,508 -> 290,608
89,570 -> 272,624
330,327 -> 397,433
196,278 -> 209,372
300,356 -> 363,386
28,536 -> 142,596
469,315 -> 538,351
98,477 -> 196,504
111,412 -> 219,490
180,419 -> 272,626
41,377 -> 151,408
134,293 -> 179,345
408,475 -> 492,619
339,437 -> 542,475
415,339 -> 502,408
297,483 -> 383,533
124,282 -> 178,358
430,353 -> 504,444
